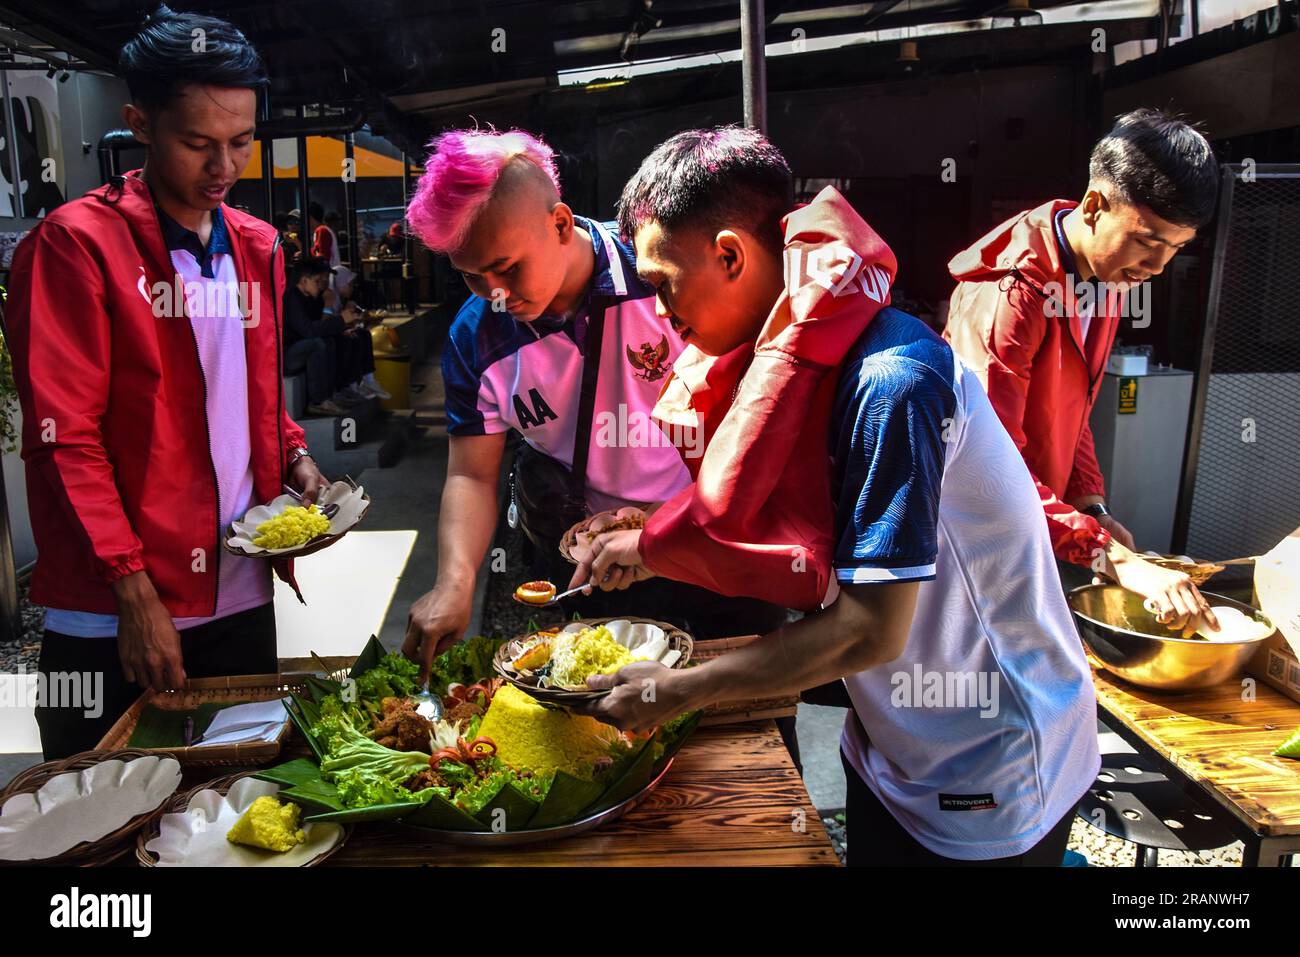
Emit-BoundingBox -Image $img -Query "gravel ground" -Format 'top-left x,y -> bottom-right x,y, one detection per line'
820,810 -> 1246,866
479,521 -> 568,640
0,582 -> 43,673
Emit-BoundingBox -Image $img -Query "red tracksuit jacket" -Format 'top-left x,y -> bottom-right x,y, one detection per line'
944,199 -> 1118,566
5,169 -> 306,616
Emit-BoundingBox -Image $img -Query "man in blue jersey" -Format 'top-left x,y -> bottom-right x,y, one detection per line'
401,127 -> 785,685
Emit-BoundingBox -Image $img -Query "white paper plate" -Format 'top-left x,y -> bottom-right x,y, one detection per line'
145,777 -> 344,867
0,755 -> 182,861
227,480 -> 368,556
547,619 -> 681,678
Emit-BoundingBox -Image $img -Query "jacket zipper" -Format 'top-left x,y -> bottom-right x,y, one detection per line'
270,234 -> 286,481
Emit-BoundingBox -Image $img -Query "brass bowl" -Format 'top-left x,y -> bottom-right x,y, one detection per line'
1067,584 -> 1275,692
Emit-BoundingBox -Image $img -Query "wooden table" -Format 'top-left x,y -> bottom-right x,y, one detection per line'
321,719 -> 838,867
1089,658 -> 1300,866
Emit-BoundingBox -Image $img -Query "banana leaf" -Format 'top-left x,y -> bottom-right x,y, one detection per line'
281,696 -> 325,763
473,780 -> 540,831
303,674 -> 343,704
527,771 -> 606,829
1275,726 -> 1300,759
279,781 -> 345,812
254,757 -> 327,789
304,799 -> 428,825
399,793 -> 485,831
655,710 -> 703,766
256,759 -> 345,812
348,635 -> 387,680
127,701 -> 234,749
580,737 -> 659,817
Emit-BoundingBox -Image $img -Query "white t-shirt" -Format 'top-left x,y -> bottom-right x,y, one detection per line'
830,308 -> 1100,860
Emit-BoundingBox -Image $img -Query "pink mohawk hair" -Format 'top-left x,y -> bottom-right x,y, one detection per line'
406,127 -> 561,253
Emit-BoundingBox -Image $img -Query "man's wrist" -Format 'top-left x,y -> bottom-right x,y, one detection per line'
111,570 -> 158,608
675,661 -> 720,712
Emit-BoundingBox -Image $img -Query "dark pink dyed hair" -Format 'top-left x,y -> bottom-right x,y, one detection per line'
405,127 -> 561,253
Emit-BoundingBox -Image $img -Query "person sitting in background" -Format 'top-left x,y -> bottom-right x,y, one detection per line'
325,263 -> 390,402
944,108 -> 1220,636
283,256 -> 364,416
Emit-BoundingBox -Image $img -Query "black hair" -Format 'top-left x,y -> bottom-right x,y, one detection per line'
1089,109 -> 1220,228
118,4 -> 267,114
308,201 -> 325,222
617,126 -> 794,254
291,256 -> 331,282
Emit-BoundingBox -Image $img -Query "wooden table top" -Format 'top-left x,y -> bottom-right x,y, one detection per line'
1089,658 -> 1300,838
323,719 -> 839,867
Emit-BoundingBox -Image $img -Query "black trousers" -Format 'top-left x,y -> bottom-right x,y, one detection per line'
334,330 -> 376,389
840,748 -> 1076,866
34,602 -> 278,760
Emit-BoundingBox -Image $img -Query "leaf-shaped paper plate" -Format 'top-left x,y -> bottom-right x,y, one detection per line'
141,775 -> 346,867
224,479 -> 370,559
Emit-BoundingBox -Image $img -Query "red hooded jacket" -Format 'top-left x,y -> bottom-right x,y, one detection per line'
640,187 -> 896,610
944,199 -> 1117,566
6,169 -> 306,616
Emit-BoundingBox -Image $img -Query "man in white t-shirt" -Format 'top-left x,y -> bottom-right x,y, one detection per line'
578,127 -> 1100,865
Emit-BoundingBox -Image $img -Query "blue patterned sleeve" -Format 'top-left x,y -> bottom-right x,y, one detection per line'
831,356 -> 955,583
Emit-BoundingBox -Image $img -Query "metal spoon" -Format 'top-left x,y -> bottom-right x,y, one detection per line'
413,682 -> 442,721
281,483 -> 339,519
511,582 -> 593,608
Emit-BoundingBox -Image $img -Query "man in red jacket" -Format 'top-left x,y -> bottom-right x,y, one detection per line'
945,109 -> 1220,634
6,6 -> 325,758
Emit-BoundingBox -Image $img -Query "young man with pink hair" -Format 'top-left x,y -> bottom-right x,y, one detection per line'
401,128 -> 785,684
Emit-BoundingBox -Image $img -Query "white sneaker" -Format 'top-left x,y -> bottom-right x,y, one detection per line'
335,385 -> 367,405
362,373 -> 392,400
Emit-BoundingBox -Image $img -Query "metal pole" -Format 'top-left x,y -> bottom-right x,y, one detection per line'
296,105 -> 309,245
402,150 -> 414,313
1171,164 -> 1235,554
2,68 -> 25,218
344,133 -> 359,268
740,0 -> 767,133
259,87 -> 274,222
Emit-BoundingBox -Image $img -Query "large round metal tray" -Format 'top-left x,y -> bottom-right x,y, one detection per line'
394,759 -> 673,847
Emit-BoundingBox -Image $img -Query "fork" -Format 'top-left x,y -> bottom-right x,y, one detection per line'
282,484 -> 339,519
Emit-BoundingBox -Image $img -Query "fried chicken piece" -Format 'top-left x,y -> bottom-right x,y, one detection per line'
444,699 -> 485,728
370,697 -> 417,738
393,710 -> 435,752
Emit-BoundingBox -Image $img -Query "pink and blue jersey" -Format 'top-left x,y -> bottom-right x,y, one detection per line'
442,218 -> 692,513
